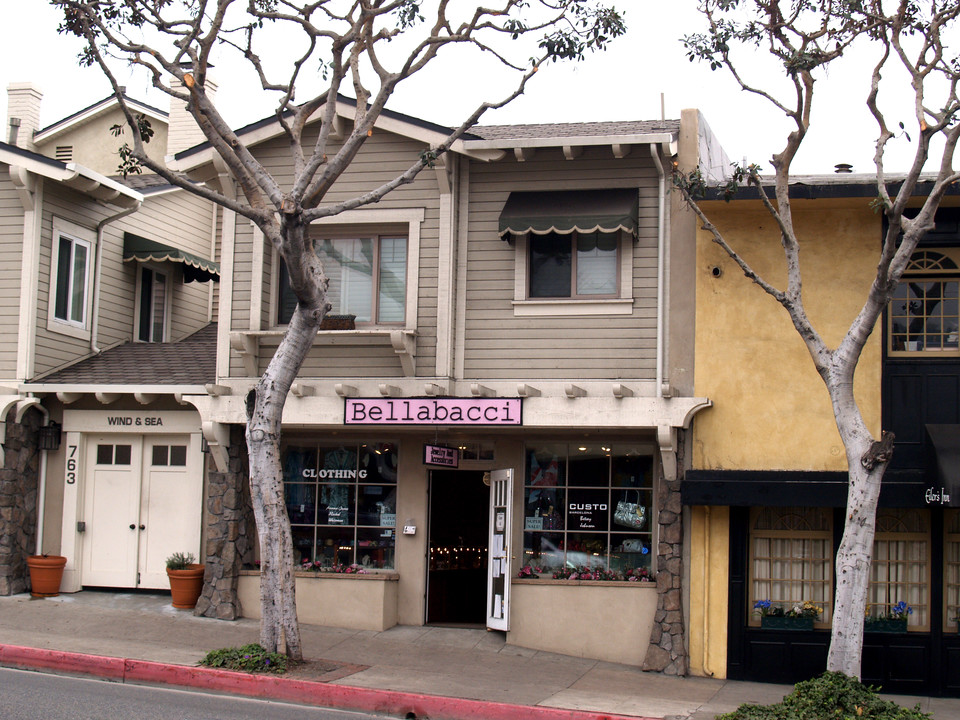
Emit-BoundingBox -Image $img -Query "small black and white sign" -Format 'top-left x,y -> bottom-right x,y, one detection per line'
423,443 -> 459,468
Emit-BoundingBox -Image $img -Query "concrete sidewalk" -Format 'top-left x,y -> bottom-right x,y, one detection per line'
0,590 -> 954,720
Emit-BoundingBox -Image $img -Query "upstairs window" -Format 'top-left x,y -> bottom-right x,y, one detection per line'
278,234 -> 408,325
137,266 -> 169,342
889,250 -> 960,355
529,231 -> 619,299
49,217 -> 96,339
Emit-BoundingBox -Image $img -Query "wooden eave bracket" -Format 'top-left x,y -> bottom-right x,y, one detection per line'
425,382 -> 449,397
134,393 -> 157,405
471,384 -> 496,398
517,383 -> 541,397
564,384 -> 587,398
657,425 -> 679,482
563,145 -> 583,160
335,384 -> 358,397
230,332 -> 259,377
513,147 -> 536,162
390,330 -> 416,376
95,392 -> 120,405
379,383 -> 402,397
612,383 -> 634,398
612,144 -> 632,159
201,420 -> 231,473
57,392 -> 83,404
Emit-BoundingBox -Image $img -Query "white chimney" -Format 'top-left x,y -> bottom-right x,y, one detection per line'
167,75 -> 217,156
7,83 -> 43,151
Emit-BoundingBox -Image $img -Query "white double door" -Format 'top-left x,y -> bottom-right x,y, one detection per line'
80,434 -> 202,589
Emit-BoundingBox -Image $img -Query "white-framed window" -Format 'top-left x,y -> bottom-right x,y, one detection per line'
888,249 -> 960,356
511,231 -> 634,317
278,234 -> 407,325
869,508 -> 930,631
748,506 -> 833,628
135,265 -> 170,342
48,217 -> 96,339
272,208 -> 423,329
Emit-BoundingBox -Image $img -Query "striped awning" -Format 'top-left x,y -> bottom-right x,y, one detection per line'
498,188 -> 638,239
123,232 -> 219,283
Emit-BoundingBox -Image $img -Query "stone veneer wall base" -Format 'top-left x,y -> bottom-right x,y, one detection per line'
0,407 -> 41,596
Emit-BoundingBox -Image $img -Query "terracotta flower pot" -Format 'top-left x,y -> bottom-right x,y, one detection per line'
26,555 -> 67,598
167,564 -> 205,609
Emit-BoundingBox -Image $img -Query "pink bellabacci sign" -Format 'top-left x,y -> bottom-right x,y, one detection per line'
344,397 -> 522,426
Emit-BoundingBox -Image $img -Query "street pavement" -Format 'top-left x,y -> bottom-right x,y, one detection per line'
0,590 -> 956,720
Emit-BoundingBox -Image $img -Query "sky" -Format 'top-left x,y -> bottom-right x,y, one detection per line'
0,1 -> 943,176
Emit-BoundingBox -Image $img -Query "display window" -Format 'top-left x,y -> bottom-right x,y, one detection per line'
522,441 -> 653,577
282,441 -> 398,569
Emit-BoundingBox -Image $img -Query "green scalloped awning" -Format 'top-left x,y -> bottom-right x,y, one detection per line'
498,188 -> 639,239
123,232 -> 219,283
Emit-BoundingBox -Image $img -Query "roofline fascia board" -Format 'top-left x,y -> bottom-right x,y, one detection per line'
460,132 -> 678,152
35,97 -> 168,144
20,383 -> 209,395
1,147 -> 142,208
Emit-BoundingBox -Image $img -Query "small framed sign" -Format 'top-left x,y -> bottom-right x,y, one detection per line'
423,443 -> 459,468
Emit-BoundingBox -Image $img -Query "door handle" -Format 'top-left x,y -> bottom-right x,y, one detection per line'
130,524 -> 136,530
139,524 -> 145,531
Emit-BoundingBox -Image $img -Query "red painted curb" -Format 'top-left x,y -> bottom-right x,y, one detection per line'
2,644 -> 654,720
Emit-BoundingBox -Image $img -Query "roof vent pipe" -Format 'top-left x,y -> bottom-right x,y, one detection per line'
835,163 -> 853,173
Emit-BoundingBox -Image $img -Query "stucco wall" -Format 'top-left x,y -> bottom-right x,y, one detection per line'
692,197 -> 883,471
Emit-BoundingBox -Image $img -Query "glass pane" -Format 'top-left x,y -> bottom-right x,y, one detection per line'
568,444 -> 609,487
70,242 -> 87,324
529,233 -> 571,297
522,531 -> 565,573
55,237 -> 71,320
285,483 -> 317,525
357,484 -> 397,526
891,279 -> 960,351
524,487 -> 565,532
170,445 -> 187,466
360,443 -> 398,484
576,232 -> 617,296
277,260 -> 297,324
151,272 -> 166,341
357,527 -> 395,569
610,535 -> 652,571
378,236 -> 406,323
567,488 -> 610,532
291,525 -> 315,565
566,532 -> 608,569
96,444 -> 112,465
138,268 -> 153,342
318,238 -> 373,322
283,446 -> 317,483
152,445 -> 168,466
611,446 -> 653,488
114,445 -> 132,465
315,526 -> 355,566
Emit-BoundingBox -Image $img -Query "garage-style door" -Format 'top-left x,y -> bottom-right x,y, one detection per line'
81,434 -> 202,589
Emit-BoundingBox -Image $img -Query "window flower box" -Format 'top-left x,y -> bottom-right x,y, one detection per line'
760,615 -> 814,631
864,618 -> 908,633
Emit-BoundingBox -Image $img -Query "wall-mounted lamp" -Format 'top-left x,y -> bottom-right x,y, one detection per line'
38,422 -> 62,451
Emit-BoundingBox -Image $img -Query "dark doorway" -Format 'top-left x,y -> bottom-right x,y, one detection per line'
427,470 -> 489,625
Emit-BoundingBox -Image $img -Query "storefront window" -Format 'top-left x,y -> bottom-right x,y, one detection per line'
946,510 -> 960,631
748,507 -> 833,627
870,508 -> 930,630
282,442 -> 398,569
522,442 -> 653,575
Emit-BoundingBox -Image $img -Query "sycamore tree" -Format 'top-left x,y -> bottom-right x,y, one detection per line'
677,0 -> 960,678
54,0 -> 625,659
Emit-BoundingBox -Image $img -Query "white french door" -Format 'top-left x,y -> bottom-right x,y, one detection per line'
486,468 -> 513,631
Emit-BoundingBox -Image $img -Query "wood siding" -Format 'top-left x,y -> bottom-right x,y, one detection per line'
463,148 -> 660,380
229,127 -> 441,379
0,172 -> 24,378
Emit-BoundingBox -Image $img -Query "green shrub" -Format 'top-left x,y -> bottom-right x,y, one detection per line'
199,643 -> 288,674
718,672 -> 931,720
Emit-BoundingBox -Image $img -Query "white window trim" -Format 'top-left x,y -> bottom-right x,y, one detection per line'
133,262 -> 172,343
47,216 -> 96,341
511,231 -> 634,317
270,208 -> 424,330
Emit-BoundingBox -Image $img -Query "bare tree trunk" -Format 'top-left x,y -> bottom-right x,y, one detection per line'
246,304 -> 320,660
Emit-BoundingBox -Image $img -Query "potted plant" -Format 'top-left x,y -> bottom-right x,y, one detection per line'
865,601 -> 912,633
25,554 -> 67,598
755,599 -> 823,630
166,552 -> 205,609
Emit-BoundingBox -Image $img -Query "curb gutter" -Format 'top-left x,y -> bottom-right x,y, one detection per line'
0,644 -> 655,720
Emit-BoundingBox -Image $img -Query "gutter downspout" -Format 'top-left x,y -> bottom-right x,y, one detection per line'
650,144 -> 670,397
16,396 -> 49,555
91,203 -> 142,353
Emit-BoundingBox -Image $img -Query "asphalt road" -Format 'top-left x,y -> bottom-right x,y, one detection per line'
0,666 -> 389,720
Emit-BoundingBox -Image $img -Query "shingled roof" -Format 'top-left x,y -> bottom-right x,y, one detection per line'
34,324 -> 216,386
471,119 -> 680,141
